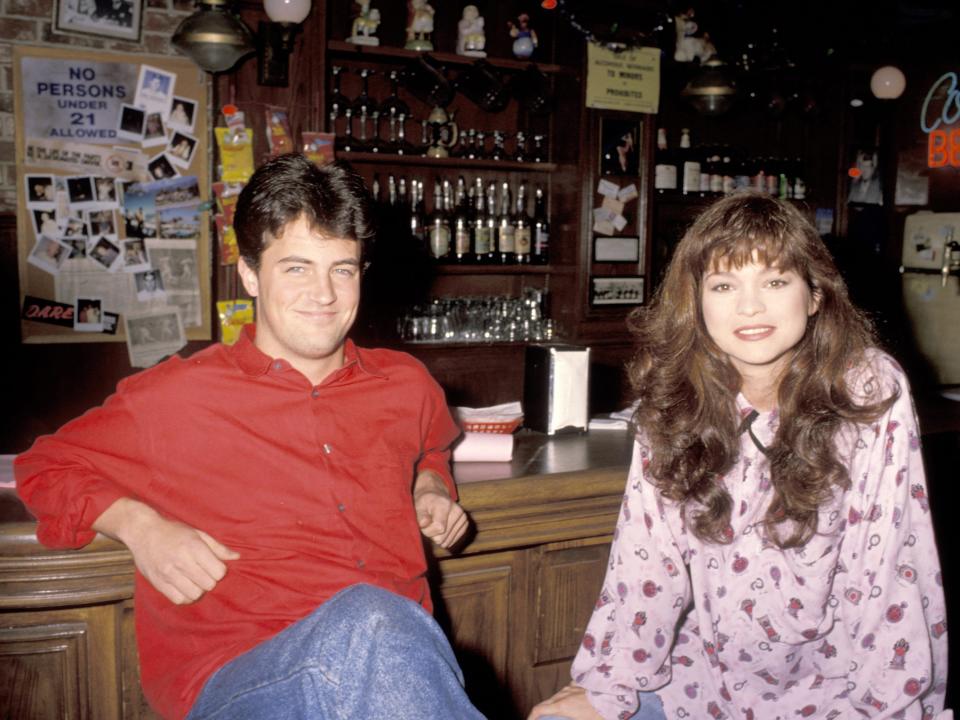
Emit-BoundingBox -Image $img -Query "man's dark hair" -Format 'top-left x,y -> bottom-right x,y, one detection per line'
234,154 -> 374,271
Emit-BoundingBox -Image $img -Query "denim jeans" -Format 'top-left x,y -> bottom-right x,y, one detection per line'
539,689 -> 665,720
186,584 -> 487,720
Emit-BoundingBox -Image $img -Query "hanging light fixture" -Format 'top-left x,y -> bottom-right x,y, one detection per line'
681,57 -> 737,115
172,0 -> 255,74
870,65 -> 906,100
258,0 -> 313,86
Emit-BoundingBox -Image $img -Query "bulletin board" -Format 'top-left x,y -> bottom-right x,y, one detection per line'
13,45 -> 211,345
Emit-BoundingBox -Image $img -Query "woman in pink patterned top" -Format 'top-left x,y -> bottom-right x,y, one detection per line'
529,192 -> 949,720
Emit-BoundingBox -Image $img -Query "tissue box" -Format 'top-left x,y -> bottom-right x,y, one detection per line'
523,344 -> 590,435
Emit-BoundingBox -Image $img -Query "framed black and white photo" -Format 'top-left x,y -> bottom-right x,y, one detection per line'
594,235 -> 642,264
590,275 -> 645,306
54,0 -> 143,42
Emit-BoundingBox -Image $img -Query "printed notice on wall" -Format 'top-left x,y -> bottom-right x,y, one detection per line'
21,57 -> 138,144
585,45 -> 660,114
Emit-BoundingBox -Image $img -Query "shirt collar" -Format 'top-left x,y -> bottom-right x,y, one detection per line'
229,324 -> 387,381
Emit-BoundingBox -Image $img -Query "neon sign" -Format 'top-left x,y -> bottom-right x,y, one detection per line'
921,71 -> 960,168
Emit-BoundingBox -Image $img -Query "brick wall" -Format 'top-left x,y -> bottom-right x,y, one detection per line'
0,0 -> 197,212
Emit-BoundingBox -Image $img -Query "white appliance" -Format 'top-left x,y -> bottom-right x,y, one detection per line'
901,212 -> 960,385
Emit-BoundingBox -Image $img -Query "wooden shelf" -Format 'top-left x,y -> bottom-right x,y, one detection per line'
432,263 -> 575,275
327,40 -> 569,75
339,151 -> 560,173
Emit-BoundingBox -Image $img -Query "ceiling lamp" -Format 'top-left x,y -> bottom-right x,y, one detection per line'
870,65 -> 906,100
259,0 -> 313,86
682,57 -> 737,115
172,0 -> 255,74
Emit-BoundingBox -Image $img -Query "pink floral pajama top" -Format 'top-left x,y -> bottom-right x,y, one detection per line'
572,352 -> 948,719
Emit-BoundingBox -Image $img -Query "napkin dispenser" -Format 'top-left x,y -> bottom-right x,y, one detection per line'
523,344 -> 591,435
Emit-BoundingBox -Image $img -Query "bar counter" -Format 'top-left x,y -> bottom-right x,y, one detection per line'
0,430 -> 635,720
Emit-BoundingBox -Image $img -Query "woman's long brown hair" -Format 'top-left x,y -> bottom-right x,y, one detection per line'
627,192 -> 897,548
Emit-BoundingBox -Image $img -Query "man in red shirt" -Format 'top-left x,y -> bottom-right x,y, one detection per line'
16,155 -> 484,720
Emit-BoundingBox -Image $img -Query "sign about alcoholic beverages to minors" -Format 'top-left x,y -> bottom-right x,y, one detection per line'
21,57 -> 139,144
586,45 -> 660,114
921,71 -> 960,168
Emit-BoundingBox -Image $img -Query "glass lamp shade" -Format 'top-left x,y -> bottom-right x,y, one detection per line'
172,0 -> 255,74
681,58 -> 737,115
870,65 -> 906,100
264,0 -> 311,24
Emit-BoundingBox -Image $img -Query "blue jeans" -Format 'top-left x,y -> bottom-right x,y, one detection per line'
186,584 -> 486,720
539,689 -> 665,720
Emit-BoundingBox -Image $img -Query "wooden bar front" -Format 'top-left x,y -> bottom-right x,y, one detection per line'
0,431 -> 633,720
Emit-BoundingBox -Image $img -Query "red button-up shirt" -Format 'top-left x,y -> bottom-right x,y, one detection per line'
16,326 -> 460,719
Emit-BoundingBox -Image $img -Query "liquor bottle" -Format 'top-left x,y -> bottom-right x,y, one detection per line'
410,179 -> 426,247
472,178 -> 491,264
496,181 -> 516,264
721,155 -> 736,195
514,181 -> 532,264
532,184 -> 550,265
679,128 -> 701,196
708,153 -> 724,195
387,174 -> 397,207
371,174 -> 381,205
791,158 -> 807,200
654,127 -> 678,194
482,181 -> 498,264
698,147 -> 712,196
453,175 -> 473,264
428,179 -> 451,261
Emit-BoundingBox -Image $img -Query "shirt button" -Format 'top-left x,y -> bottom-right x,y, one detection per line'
356,559 -> 365,568
323,443 -> 332,454
273,360 -> 283,370
338,503 -> 346,512
311,388 -> 320,398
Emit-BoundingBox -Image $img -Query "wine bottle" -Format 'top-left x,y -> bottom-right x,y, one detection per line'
428,179 -> 451,261
453,175 -> 473,264
532,184 -> 550,265
483,181 -> 498,264
514,181 -> 532,264
496,181 -> 516,264
654,127 -> 678,194
679,128 -> 701,196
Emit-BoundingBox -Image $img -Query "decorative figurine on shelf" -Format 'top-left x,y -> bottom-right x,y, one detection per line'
405,0 -> 435,51
347,0 -> 381,46
507,12 -> 537,59
424,105 -> 459,158
457,5 -> 486,57
673,7 -> 716,63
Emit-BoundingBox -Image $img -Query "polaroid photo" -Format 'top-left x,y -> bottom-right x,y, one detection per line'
62,212 -> 87,239
167,96 -> 197,133
89,235 -> 122,271
135,65 -> 176,120
142,112 -> 167,148
122,237 -> 151,273
93,176 -> 119,206
25,174 -> 57,207
32,208 -> 61,238
134,268 -> 167,301
74,297 -> 105,332
27,236 -> 72,275
86,209 -> 118,238
147,153 -> 179,181
166,131 -> 198,169
66,175 -> 97,209
117,104 -> 147,142
64,236 -> 88,259
101,311 -> 120,335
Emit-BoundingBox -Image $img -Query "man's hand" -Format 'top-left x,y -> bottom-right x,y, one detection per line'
94,497 -> 240,605
413,471 -> 468,549
527,684 -> 603,720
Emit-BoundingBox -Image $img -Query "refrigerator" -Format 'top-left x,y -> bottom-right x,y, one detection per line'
900,212 -> 960,385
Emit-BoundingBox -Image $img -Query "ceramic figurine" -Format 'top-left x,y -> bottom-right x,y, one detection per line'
507,12 -> 537,59
673,7 -> 716,63
405,0 -> 435,51
347,0 -> 381,46
457,5 -> 486,57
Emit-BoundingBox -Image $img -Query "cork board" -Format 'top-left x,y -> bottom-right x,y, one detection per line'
13,45 -> 210,343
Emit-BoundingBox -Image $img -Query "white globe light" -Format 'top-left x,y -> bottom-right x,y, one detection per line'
870,65 -> 906,100
264,0 -> 311,24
